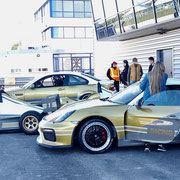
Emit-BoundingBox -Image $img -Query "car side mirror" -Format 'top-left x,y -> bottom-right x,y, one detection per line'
97,82 -> 102,93
135,98 -> 143,110
0,91 -> 3,103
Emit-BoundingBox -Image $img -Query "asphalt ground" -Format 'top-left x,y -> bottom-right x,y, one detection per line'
0,131 -> 180,180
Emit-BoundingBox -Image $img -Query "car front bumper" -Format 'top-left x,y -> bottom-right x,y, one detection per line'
37,120 -> 77,148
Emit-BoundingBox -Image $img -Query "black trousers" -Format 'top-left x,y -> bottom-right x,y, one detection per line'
114,81 -> 119,92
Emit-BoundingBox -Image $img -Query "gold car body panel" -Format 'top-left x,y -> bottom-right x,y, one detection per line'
37,103 -> 129,147
125,106 -> 180,143
7,84 -> 98,106
38,120 -> 77,147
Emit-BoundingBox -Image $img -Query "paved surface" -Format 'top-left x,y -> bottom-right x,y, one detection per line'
0,132 -> 180,180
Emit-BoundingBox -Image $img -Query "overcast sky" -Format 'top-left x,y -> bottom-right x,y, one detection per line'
0,0 -> 45,51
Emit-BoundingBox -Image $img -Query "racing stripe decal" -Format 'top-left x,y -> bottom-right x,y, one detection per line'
2,122 -> 19,128
125,125 -> 148,134
115,125 -> 148,134
55,130 -> 73,136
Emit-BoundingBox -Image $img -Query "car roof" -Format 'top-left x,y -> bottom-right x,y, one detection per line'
166,78 -> 180,85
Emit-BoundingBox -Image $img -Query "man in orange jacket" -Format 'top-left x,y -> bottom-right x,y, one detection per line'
107,61 -> 120,92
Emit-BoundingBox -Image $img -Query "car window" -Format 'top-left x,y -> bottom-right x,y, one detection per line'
43,77 -> 54,87
166,85 -> 180,90
65,75 -> 88,86
52,75 -> 64,87
143,90 -> 180,106
109,82 -> 142,104
34,76 -> 53,88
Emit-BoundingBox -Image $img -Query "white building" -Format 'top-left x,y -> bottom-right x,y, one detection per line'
0,0 -> 95,84
91,0 -> 180,79
34,0 -> 94,74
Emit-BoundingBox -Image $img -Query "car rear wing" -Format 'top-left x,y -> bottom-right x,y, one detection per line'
42,94 -> 61,113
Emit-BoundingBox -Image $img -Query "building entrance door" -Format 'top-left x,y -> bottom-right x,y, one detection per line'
157,49 -> 173,77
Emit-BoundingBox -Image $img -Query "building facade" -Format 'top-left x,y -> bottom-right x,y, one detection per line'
34,0 -> 94,75
91,0 -> 180,79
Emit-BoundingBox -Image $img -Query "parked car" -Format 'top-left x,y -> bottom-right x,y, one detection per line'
6,72 -> 112,106
0,91 -> 45,134
37,78 -> 180,153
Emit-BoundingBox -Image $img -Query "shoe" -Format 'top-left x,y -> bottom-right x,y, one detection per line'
157,144 -> 166,152
144,147 -> 150,152
144,143 -> 150,152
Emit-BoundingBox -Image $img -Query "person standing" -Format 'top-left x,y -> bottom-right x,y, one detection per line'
148,57 -> 155,72
140,62 -> 168,101
121,60 -> 129,86
107,61 -> 120,92
127,58 -> 143,85
140,62 -> 168,152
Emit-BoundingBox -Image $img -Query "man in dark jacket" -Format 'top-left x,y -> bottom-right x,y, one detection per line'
107,61 -> 120,92
148,57 -> 155,72
121,60 -> 129,86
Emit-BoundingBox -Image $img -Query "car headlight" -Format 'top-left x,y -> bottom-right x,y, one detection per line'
54,110 -> 76,123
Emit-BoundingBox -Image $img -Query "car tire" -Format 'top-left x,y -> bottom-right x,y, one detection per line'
80,94 -> 91,100
78,119 -> 114,154
19,111 -> 42,135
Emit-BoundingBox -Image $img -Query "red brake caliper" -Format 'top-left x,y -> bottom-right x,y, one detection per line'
101,128 -> 107,141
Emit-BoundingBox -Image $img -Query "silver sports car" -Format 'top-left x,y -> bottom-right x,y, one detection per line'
0,91 -> 45,134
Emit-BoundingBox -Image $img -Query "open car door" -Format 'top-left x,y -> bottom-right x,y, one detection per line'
125,90 -> 180,144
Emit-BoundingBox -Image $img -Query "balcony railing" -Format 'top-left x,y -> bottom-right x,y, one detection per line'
93,0 -> 180,40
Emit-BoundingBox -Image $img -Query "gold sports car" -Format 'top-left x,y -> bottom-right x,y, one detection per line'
6,72 -> 112,106
37,78 -> 180,153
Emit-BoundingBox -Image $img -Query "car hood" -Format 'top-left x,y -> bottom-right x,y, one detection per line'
44,99 -> 116,122
5,86 -> 22,92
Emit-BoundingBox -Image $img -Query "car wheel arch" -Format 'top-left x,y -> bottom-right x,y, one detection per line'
71,116 -> 117,145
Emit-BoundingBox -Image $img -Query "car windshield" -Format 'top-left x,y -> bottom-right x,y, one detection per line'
81,73 -> 100,81
22,77 -> 39,89
109,82 -> 142,104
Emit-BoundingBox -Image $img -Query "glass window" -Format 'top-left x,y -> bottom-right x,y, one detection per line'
74,12 -> 84,17
52,11 -> 63,17
52,27 -> 64,38
75,27 -> 85,38
120,7 -> 136,33
134,0 -> 155,29
116,0 -> 133,12
85,27 -> 93,38
143,90 -> 180,106
85,12 -> 92,17
67,75 -> 88,86
109,83 -> 142,104
85,1 -> 91,12
155,0 -> 176,23
64,12 -> 74,17
63,1 -> 73,11
74,1 -> 84,12
51,0 -> 63,11
42,77 -> 54,87
64,27 -> 74,38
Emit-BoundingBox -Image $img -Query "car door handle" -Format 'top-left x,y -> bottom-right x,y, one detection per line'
168,115 -> 177,119
15,93 -> 24,96
58,88 -> 65,91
